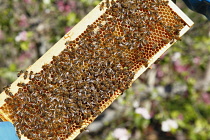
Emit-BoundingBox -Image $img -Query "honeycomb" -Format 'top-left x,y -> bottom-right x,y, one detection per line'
0,0 -> 192,139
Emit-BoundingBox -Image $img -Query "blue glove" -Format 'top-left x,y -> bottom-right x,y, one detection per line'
0,122 -> 19,140
182,0 -> 210,20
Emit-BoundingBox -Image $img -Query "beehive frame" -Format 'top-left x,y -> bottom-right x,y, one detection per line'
0,0 -> 193,139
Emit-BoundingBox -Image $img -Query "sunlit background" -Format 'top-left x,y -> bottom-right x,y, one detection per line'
0,0 -> 210,140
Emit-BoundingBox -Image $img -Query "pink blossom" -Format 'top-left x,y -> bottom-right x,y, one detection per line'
161,119 -> 178,132
113,128 -> 131,140
135,107 -> 151,119
193,57 -> 201,65
201,92 -> 210,104
23,0 -> 32,4
57,1 -> 65,12
65,5 -> 71,12
15,31 -> 28,42
29,42 -> 35,49
173,61 -> 189,73
18,14 -> 29,27
156,67 -> 164,78
56,1 -> 76,13
18,51 -> 31,62
0,30 -> 4,40
65,27 -> 72,33
68,1 -> 76,11
178,114 -> 184,120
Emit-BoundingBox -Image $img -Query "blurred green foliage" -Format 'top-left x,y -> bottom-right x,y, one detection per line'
0,0 -> 210,140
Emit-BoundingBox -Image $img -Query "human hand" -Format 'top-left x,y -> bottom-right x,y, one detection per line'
0,121 -> 19,140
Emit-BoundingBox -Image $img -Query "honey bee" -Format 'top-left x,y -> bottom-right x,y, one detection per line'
111,0 -> 115,5
5,89 -> 13,96
100,2 -> 105,11
16,131 -> 21,139
106,0 -> 110,8
174,34 -> 181,41
23,71 -> 28,79
165,26 -> 173,35
162,0 -> 169,5
156,15 -> 163,22
174,24 -> 182,28
152,44 -> 158,50
154,58 -> 161,64
17,70 -> 24,77
28,86 -> 34,93
29,71 -> 34,80
97,23 -> 103,27
174,15 -> 181,21
162,38 -> 170,44
3,84 -> 10,90
17,82 -> 26,87
140,58 -> 149,67
4,97 -> 12,103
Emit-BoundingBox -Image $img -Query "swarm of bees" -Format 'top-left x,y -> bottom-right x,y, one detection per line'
1,0 -> 186,139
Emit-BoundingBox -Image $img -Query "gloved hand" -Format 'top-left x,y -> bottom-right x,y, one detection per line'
182,0 -> 210,20
0,121 -> 19,140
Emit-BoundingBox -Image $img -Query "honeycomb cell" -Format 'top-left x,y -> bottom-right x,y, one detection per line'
0,0 -> 187,139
